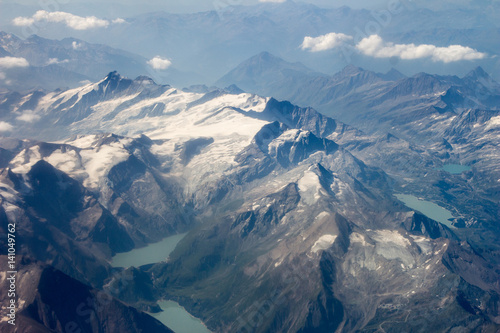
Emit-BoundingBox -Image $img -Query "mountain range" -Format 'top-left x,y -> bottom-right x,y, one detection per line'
0,71 -> 499,332
0,31 -> 202,91
217,52 -> 500,138
1,1 -> 499,84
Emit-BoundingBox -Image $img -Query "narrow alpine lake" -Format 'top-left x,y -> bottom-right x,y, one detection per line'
111,233 -> 212,332
395,194 -> 456,228
151,300 -> 212,333
111,233 -> 187,268
438,164 -> 472,174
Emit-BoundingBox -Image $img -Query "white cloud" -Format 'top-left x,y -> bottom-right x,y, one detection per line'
0,57 -> 29,68
47,58 -> 59,65
16,111 -> 41,123
0,121 -> 14,132
12,16 -> 35,26
112,18 -> 126,24
147,56 -> 172,70
12,10 -> 124,30
301,32 -> 487,63
72,41 -> 83,50
34,11 -> 108,30
300,33 -> 353,52
356,35 -> 487,63
47,58 -> 69,65
431,44 -> 487,62
0,72 -> 5,80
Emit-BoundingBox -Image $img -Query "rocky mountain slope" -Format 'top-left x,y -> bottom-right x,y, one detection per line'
0,256 -> 174,333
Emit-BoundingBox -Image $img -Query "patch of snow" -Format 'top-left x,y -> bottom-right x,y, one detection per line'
66,135 -> 99,148
38,80 -> 97,112
205,93 -> 268,113
274,258 -> 283,267
315,211 -> 330,220
298,170 -> 323,205
311,234 -> 337,253
17,298 -> 25,309
410,235 -> 427,242
2,201 -> 21,223
90,92 -> 142,117
372,230 -> 411,247
486,116 -> 500,130
331,178 -> 349,198
350,232 -> 370,247
10,146 -> 42,174
371,230 -> 414,267
78,140 -> 131,188
44,148 -> 83,176
0,181 -> 18,202
409,235 -> 432,254
268,129 -> 308,156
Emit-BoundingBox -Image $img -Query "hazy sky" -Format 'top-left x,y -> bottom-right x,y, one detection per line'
1,0 -> 487,19
1,0 -> 497,82
1,0 -> 393,14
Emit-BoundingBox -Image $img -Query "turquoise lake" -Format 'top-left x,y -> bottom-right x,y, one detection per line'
395,194 -> 455,228
438,164 -> 472,174
111,233 -> 187,268
151,300 -> 211,333
111,233 -> 211,332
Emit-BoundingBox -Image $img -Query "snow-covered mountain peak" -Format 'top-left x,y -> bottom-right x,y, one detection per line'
1,72 -> 274,142
8,134 -> 134,189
